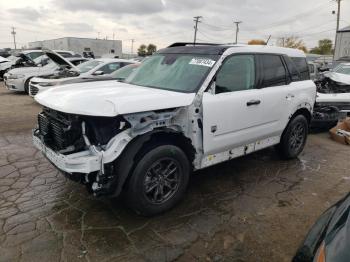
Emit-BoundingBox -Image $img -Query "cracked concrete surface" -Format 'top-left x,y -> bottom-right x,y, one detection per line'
1,84 -> 350,262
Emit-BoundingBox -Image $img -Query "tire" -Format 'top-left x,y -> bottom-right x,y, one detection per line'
125,145 -> 190,216
24,78 -> 31,94
276,115 -> 309,159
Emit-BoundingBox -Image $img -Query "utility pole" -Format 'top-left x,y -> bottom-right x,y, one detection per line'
193,16 -> 202,45
131,39 -> 135,57
11,27 -> 17,50
333,0 -> 342,59
234,21 -> 242,44
335,0 -> 342,32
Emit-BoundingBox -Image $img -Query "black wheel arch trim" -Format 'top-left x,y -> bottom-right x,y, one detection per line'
110,128 -> 195,198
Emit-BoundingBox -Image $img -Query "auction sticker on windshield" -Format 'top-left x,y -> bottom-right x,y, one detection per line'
189,58 -> 216,67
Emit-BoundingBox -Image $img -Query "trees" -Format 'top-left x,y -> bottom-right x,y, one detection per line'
310,39 -> 333,55
146,44 -> 157,55
137,44 -> 157,57
248,39 -> 266,45
278,36 -> 308,53
137,44 -> 147,57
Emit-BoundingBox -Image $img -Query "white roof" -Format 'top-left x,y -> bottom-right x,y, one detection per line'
225,45 -> 306,58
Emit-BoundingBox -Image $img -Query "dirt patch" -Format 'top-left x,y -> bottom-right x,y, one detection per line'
0,82 -> 42,133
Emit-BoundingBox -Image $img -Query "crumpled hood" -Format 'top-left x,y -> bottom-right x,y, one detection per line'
35,80 -> 196,116
326,72 -> 350,85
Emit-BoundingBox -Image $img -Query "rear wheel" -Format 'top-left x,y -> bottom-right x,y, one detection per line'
125,145 -> 190,216
276,115 -> 308,159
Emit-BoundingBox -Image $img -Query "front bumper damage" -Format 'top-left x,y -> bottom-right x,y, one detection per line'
33,129 -> 132,195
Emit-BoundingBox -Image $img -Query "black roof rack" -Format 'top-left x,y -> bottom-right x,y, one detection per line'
168,42 -> 222,48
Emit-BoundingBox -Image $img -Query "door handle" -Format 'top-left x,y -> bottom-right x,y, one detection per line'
211,125 -> 217,133
246,100 -> 261,106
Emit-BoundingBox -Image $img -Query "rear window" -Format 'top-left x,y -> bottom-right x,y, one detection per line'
260,55 -> 287,88
283,56 -> 301,81
291,57 -> 310,80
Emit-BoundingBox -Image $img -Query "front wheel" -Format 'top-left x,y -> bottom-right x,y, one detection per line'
125,145 -> 190,216
24,78 -> 31,94
276,115 -> 309,159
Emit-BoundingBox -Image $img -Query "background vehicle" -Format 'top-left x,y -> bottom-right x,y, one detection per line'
33,43 -> 316,215
311,63 -> 350,128
0,49 -> 78,79
0,48 -> 11,58
29,63 -> 140,97
29,52 -> 135,96
293,193 -> 350,262
3,57 -> 88,93
308,62 -> 320,81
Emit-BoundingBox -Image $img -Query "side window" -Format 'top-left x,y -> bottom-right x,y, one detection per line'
291,57 -> 310,80
260,55 -> 287,88
283,56 -> 301,82
98,62 -> 121,74
215,55 -> 255,94
27,52 -> 43,60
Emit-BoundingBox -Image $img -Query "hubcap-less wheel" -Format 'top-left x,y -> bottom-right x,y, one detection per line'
143,158 -> 180,204
289,122 -> 305,152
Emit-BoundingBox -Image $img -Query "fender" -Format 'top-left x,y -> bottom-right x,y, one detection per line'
111,128 -> 188,197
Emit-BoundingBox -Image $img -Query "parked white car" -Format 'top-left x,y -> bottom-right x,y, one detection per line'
33,43 -> 316,215
3,56 -> 88,93
29,53 -> 135,97
0,50 -> 78,79
29,63 -> 140,97
0,56 -> 10,63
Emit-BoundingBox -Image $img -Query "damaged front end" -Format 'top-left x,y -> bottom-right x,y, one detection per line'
33,107 -> 186,197
33,107 -> 133,196
312,75 -> 350,128
316,76 -> 350,94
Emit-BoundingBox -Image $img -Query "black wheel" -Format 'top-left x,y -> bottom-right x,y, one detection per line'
276,115 -> 308,159
24,78 -> 31,94
125,145 -> 190,216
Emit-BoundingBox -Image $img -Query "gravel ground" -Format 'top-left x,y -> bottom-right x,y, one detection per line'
0,82 -> 349,262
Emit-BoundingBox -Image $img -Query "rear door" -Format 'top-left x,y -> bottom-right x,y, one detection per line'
202,54 -> 290,155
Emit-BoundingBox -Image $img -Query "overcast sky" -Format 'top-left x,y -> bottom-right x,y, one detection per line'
0,0 -> 349,52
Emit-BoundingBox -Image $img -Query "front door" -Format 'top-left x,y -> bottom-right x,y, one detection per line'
202,54 -> 290,155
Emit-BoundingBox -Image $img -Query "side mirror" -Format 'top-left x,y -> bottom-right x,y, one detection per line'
93,70 -> 104,76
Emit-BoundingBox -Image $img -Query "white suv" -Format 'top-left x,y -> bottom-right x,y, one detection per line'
33,43 -> 316,215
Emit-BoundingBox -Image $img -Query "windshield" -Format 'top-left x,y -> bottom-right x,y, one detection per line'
44,62 -> 58,70
334,65 -> 350,75
125,54 -> 218,93
111,64 -> 139,80
77,60 -> 103,73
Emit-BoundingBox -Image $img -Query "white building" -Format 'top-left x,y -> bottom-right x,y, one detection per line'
28,37 -> 122,58
334,26 -> 350,60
